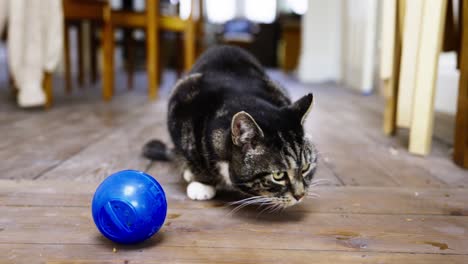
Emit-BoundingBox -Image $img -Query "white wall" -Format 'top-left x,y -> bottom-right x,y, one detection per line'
297,0 -> 459,116
341,0 -> 378,94
298,0 -> 342,82
435,52 -> 459,114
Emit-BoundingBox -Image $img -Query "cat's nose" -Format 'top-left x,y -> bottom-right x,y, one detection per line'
293,193 -> 304,201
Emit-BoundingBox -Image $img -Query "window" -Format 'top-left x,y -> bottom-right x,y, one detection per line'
206,0 -> 236,23
244,0 -> 277,23
286,0 -> 308,15
205,0 -> 278,24
179,0 -> 192,20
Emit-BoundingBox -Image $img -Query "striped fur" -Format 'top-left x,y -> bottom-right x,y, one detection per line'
164,45 -> 317,207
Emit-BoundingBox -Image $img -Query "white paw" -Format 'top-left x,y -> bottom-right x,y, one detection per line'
183,169 -> 194,183
187,182 -> 216,200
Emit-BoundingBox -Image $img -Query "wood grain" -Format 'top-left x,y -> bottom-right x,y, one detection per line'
1,180 -> 467,215
39,102 -> 167,182
307,87 -> 449,187
1,72 -> 467,263
1,205 -> 468,254
1,244 -> 467,264
1,245 -> 467,264
0,95 -> 147,180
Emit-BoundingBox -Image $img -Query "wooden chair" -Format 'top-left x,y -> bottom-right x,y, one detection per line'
107,0 -> 200,100
62,0 -> 113,101
454,0 -> 468,168
381,0 -> 468,168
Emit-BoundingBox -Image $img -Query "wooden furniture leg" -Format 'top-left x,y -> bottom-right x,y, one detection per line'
409,0 -> 448,155
454,0 -> 468,168
122,0 -> 134,90
381,0 -> 404,135
176,33 -> 184,78
442,0 -> 458,52
102,4 -> 114,101
183,1 -> 196,72
124,29 -> 134,90
90,22 -> 98,84
195,0 -> 204,57
43,72 -> 53,109
458,0 -> 464,69
77,22 -> 85,87
9,74 -> 17,96
397,0 -> 423,128
64,22 -> 72,94
146,0 -> 158,100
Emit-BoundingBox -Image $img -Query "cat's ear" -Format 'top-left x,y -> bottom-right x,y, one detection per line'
231,111 -> 264,148
170,73 -> 202,101
290,93 -> 313,125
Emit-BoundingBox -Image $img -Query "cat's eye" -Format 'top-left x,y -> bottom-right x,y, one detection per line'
272,171 -> 286,181
302,163 -> 311,174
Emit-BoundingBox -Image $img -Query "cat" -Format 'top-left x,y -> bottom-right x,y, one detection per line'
143,45 -> 317,208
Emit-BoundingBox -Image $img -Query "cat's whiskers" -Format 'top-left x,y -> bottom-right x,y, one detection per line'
228,196 -> 277,215
311,178 -> 332,184
257,197 -> 290,215
265,202 -> 284,213
228,196 -> 264,205
307,192 -> 321,199
307,179 -> 332,188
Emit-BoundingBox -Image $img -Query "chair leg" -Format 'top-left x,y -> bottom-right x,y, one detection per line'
9,73 -> 17,96
183,21 -> 196,72
124,29 -> 134,90
102,5 -> 114,101
90,22 -> 98,84
397,0 -> 423,128
457,0 -> 464,69
77,22 -> 85,87
64,22 -> 72,94
146,0 -> 159,100
409,0 -> 448,155
43,72 -> 53,109
454,1 -> 468,168
176,33 -> 184,78
381,0 -> 404,135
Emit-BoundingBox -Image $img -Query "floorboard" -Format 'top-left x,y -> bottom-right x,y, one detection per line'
0,94 -> 147,180
1,180 -> 467,215
0,71 -> 467,263
2,245 -> 467,264
38,101 -> 167,182
2,204 -> 468,254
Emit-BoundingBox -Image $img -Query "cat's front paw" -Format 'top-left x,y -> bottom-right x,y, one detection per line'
187,181 -> 216,200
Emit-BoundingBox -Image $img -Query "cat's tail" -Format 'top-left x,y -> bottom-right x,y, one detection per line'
142,139 -> 174,161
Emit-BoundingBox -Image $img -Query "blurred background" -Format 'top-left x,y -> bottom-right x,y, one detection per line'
2,2 -> 468,261
0,0 -> 467,177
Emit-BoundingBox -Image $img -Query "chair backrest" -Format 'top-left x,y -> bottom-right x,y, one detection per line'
63,0 -> 107,21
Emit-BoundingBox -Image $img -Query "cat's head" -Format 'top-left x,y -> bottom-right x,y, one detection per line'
229,93 -> 317,208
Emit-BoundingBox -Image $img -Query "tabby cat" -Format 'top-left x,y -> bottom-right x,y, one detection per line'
143,45 -> 317,208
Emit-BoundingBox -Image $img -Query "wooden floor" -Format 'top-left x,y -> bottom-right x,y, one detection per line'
0,71 -> 467,263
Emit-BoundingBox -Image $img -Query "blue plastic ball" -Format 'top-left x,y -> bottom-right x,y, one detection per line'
91,170 -> 167,244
